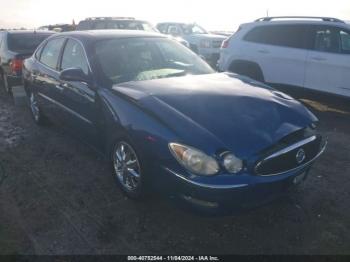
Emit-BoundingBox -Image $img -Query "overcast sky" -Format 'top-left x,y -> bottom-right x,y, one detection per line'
0,0 -> 349,31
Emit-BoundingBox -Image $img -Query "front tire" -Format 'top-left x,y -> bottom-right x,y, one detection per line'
112,140 -> 146,199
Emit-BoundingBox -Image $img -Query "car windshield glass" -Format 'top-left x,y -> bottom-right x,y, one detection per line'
95,37 -> 214,85
181,24 -> 207,34
8,33 -> 51,53
106,21 -> 158,32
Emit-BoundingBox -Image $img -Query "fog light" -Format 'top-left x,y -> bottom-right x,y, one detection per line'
223,153 -> 243,174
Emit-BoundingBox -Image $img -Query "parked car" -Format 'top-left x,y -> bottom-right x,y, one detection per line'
77,17 -> 158,32
23,31 -> 326,214
218,16 -> 350,98
0,30 -> 54,94
38,24 -> 76,32
77,17 -> 189,47
157,22 -> 227,67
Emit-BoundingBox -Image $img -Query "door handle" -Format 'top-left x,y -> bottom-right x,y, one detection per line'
311,56 -> 326,61
258,49 -> 270,54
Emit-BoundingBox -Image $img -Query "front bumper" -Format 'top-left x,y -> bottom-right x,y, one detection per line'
162,166 -> 309,214
159,140 -> 326,215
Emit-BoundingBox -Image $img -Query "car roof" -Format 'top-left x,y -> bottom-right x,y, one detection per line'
239,19 -> 350,31
6,30 -> 55,35
79,17 -> 149,23
55,30 -> 166,42
246,17 -> 350,28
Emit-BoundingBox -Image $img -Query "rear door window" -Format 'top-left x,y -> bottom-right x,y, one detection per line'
39,38 -> 65,69
244,24 -> 307,49
60,39 -> 89,75
35,42 -> 46,59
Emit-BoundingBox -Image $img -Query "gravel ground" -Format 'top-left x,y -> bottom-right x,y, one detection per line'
0,84 -> 349,255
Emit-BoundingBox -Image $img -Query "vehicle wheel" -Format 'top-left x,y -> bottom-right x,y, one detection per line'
29,91 -> 46,125
112,140 -> 146,199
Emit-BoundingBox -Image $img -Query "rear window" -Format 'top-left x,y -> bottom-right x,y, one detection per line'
244,25 -> 307,49
7,33 -> 52,53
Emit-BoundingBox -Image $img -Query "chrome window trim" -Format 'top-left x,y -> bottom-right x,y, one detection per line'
38,92 -> 93,125
60,37 -> 93,73
36,36 -> 93,75
255,136 -> 327,177
37,36 -> 66,72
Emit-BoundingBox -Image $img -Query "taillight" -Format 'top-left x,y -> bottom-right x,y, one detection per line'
10,59 -> 23,74
221,38 -> 230,48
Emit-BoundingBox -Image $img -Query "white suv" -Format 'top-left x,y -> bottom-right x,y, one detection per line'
218,16 -> 350,98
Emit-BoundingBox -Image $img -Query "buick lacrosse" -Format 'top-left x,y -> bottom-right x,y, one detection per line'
23,31 -> 326,213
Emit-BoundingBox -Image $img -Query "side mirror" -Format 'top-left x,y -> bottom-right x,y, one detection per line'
59,68 -> 90,83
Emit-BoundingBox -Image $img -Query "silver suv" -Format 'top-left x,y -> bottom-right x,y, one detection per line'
157,22 -> 226,67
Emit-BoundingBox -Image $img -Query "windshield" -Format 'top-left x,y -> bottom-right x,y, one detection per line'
8,33 -> 51,53
95,38 -> 214,85
181,24 -> 208,35
105,20 -> 158,32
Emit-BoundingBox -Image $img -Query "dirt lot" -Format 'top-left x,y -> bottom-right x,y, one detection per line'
0,84 -> 349,255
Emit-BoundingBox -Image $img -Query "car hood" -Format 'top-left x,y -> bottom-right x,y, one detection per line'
112,73 -> 317,158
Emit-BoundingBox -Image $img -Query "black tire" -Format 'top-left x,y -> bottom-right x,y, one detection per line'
229,61 -> 265,82
111,138 -> 148,200
28,90 -> 46,125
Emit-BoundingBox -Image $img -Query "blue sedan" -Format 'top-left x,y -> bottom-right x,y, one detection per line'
22,30 -> 326,214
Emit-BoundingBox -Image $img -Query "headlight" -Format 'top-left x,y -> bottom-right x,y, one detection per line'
200,40 -> 211,48
223,153 -> 243,174
169,143 -> 219,176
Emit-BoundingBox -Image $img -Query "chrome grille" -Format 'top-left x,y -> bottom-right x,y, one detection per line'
255,135 -> 325,176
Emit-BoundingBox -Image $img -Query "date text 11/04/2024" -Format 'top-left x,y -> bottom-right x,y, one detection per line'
127,256 -> 220,261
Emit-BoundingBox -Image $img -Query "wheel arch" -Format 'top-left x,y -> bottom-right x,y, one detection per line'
228,59 -> 265,82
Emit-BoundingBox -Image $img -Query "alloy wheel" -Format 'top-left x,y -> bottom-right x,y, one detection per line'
113,142 -> 142,192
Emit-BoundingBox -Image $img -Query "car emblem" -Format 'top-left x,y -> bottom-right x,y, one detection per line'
296,148 -> 306,164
